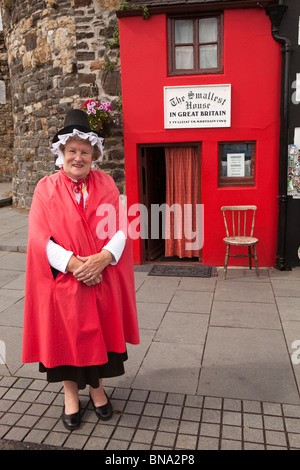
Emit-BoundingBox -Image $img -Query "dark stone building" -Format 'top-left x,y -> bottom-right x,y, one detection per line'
1,0 -> 123,207
0,31 -> 13,182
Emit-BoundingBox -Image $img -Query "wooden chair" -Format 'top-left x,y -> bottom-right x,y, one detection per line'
221,206 -> 259,280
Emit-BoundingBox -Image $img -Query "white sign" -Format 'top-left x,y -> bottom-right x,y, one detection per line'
164,84 -> 231,129
227,153 -> 245,177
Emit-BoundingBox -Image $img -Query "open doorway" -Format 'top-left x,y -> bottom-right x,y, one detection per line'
139,143 -> 202,263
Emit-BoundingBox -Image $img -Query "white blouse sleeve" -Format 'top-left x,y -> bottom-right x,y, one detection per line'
46,231 -> 126,273
103,230 -> 126,265
46,239 -> 73,274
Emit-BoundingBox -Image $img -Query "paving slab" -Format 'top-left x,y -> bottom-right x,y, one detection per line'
136,302 -> 167,330
178,277 -> 217,291
154,311 -> 209,344
0,252 -> 27,271
198,327 -> 300,404
0,234 -> 28,252
271,280 -> 300,298
269,267 -> 300,280
210,300 -> 281,330
132,341 -> 204,394
135,277 -> 179,303
105,329 -> 156,389
0,219 -> 28,233
0,207 -> 28,252
218,267 -> 270,282
0,289 -> 25,314
168,290 -> 213,314
276,297 -> 300,321
0,270 -> 24,289
134,271 -> 149,291
12,362 -> 41,381
1,273 -> 25,291
214,280 -> 275,303
281,321 -> 300,356
0,297 -> 25,327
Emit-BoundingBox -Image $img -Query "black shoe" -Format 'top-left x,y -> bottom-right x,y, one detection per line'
90,392 -> 113,421
62,404 -> 81,431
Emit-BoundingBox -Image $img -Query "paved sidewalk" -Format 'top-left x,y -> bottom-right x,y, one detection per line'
1,205 -> 300,450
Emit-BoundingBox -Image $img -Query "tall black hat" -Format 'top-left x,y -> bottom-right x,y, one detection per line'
52,109 -> 103,143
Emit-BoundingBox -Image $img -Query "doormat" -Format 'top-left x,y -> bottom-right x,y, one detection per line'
148,265 -> 214,278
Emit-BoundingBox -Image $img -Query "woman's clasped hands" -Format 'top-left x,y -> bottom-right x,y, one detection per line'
67,250 -> 113,286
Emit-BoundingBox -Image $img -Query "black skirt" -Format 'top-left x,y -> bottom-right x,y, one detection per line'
39,351 -> 128,390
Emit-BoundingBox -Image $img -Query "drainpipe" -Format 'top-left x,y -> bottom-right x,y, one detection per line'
265,2 -> 292,270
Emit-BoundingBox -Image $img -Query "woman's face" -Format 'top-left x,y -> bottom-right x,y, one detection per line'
63,139 -> 93,180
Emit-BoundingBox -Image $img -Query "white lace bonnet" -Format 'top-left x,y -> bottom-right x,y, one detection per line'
51,109 -> 104,168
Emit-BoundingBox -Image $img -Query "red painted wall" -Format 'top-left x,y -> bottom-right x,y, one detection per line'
119,8 -> 282,266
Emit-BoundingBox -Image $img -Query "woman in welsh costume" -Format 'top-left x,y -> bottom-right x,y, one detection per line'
22,109 -> 139,430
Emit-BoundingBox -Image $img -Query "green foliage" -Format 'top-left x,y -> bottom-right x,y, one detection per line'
106,23 -> 120,49
118,0 -> 151,20
104,55 -> 118,72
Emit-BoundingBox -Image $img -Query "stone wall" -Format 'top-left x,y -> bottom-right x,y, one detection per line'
1,0 -> 124,208
0,31 -> 13,182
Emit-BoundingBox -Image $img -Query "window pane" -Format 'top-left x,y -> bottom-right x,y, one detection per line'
199,44 -> 217,69
175,20 -> 194,44
221,144 -> 252,177
199,17 -> 218,43
175,46 -> 194,69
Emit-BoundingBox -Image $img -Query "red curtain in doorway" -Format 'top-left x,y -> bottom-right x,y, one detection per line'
165,146 -> 200,258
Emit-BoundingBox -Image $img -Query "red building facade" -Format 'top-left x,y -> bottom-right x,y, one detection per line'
117,1 -> 282,267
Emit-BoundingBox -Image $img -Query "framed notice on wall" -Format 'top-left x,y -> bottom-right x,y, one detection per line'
227,153 -> 245,177
164,84 -> 231,129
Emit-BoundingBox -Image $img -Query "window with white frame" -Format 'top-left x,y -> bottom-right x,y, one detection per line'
168,14 -> 223,76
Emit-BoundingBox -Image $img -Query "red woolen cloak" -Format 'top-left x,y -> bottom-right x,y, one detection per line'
22,169 -> 140,368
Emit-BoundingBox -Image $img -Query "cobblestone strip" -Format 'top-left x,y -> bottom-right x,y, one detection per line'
1,376 -> 300,450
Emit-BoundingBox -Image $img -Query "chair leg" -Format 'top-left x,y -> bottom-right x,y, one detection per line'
248,246 -> 252,270
224,245 -> 230,280
253,245 -> 259,279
